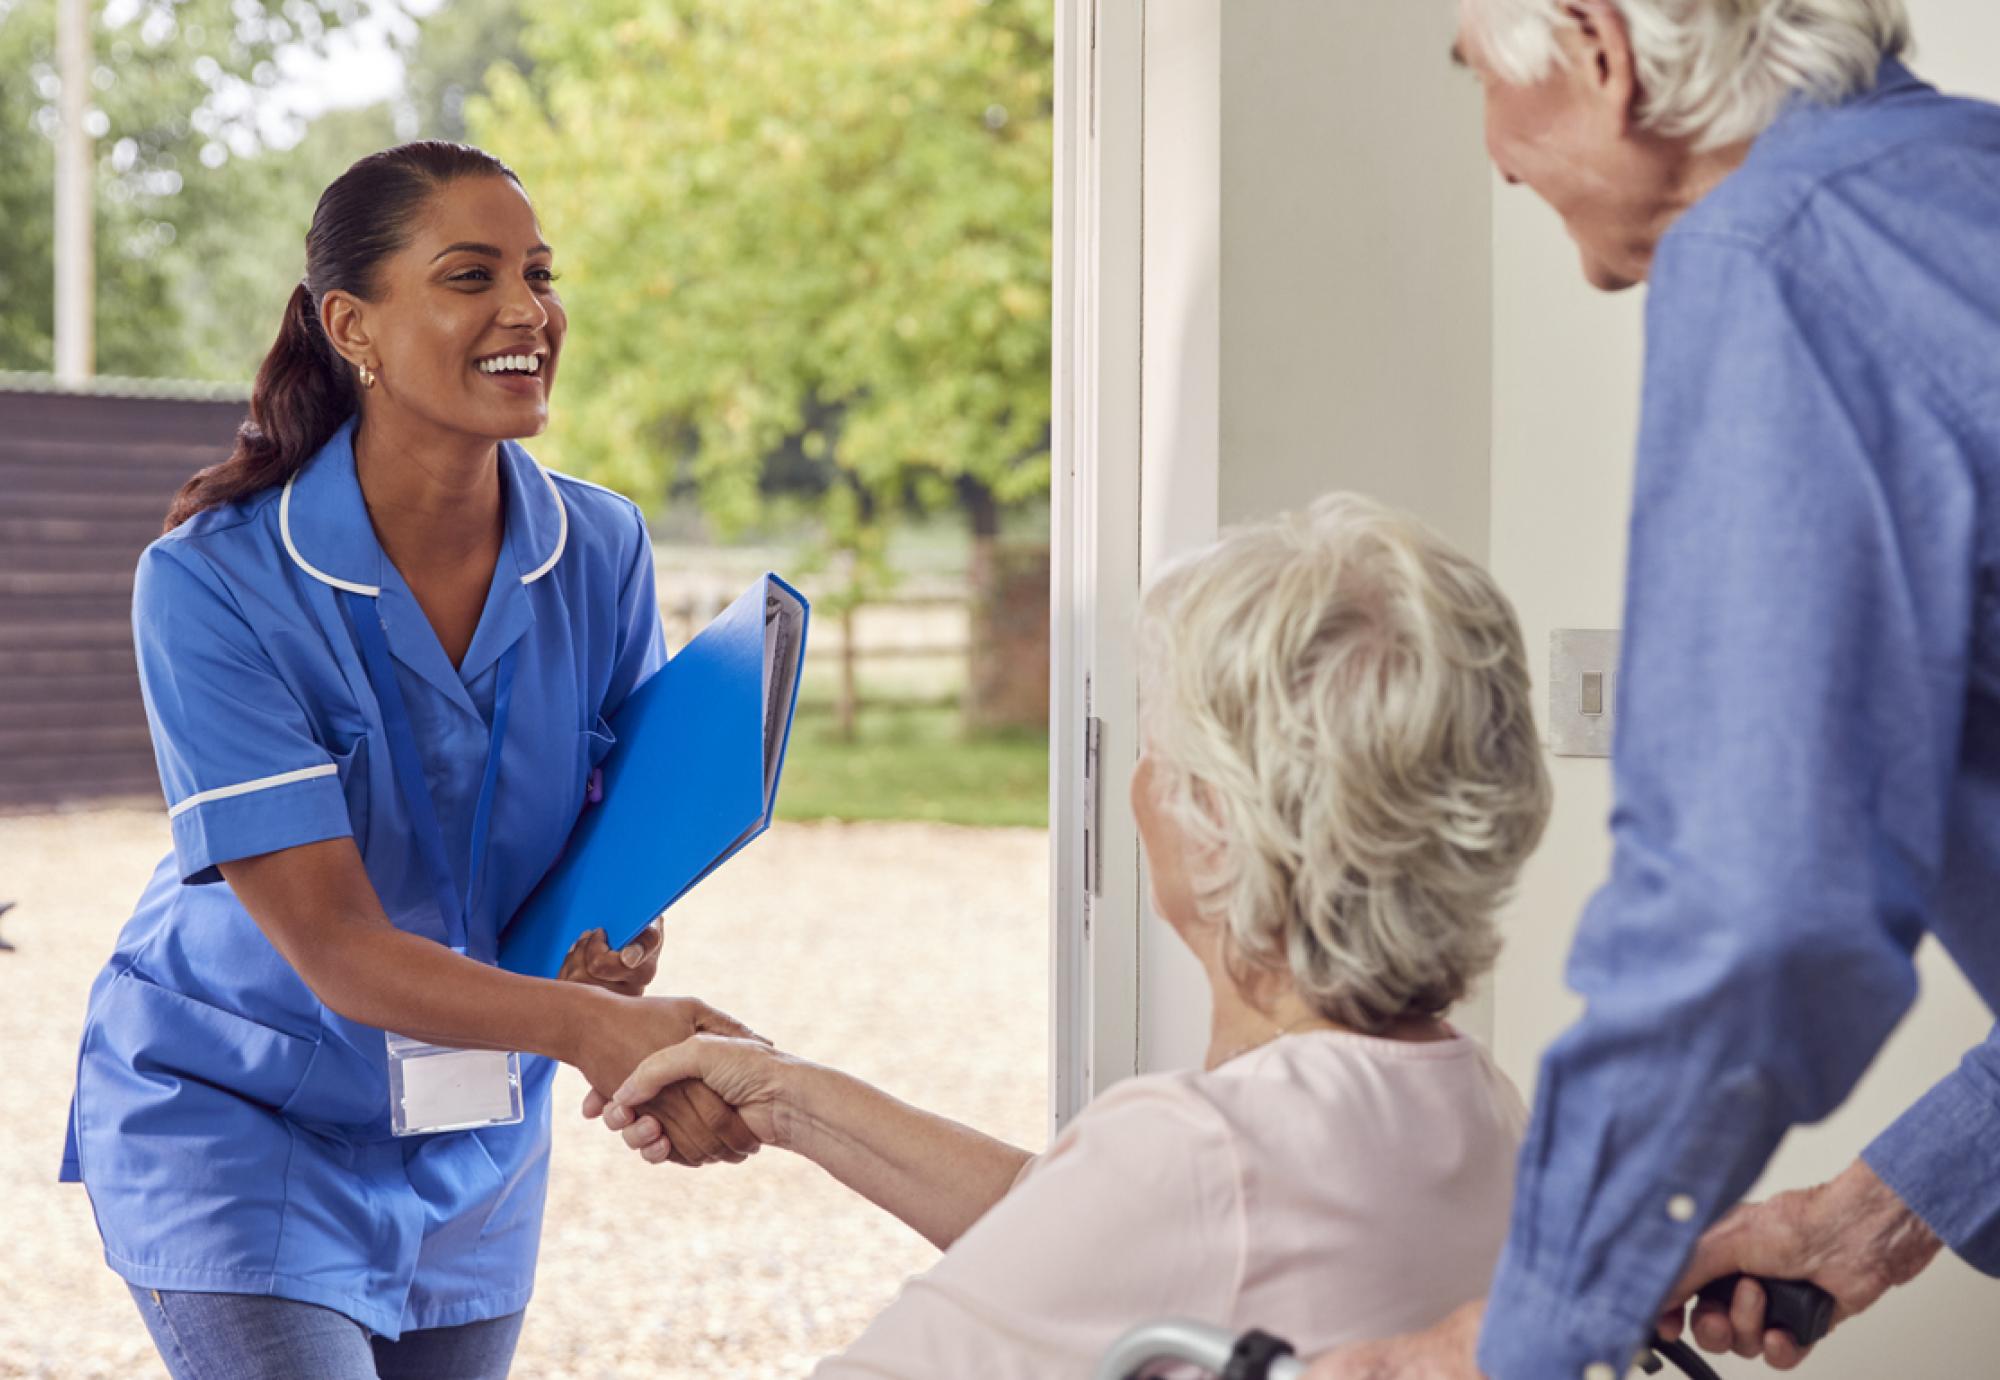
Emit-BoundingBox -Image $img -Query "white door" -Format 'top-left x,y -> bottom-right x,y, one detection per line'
1048,0 -> 1145,1130
1048,0 -> 1494,1128
1050,0 -> 1223,1130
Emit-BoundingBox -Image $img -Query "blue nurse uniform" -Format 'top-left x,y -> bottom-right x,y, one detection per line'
61,416 -> 665,1338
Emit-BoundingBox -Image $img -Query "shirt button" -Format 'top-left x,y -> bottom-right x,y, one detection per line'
1668,1193 -> 1698,1223
1584,1365 -> 1617,1380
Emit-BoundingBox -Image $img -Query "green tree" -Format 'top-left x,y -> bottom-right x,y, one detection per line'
0,0 -> 406,377
0,0 -> 524,382
396,0 -> 525,142
165,102 -> 400,380
166,0 -> 526,379
472,0 -> 1053,566
0,0 -> 59,366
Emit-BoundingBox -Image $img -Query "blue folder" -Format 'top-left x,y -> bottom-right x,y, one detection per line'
499,573 -> 810,977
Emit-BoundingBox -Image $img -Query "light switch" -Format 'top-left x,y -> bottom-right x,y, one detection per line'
1549,630 -> 1620,757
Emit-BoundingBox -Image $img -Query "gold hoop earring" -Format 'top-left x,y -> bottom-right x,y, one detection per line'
358,363 -> 377,390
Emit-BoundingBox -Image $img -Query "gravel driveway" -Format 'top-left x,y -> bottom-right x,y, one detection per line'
0,807 -> 1049,1379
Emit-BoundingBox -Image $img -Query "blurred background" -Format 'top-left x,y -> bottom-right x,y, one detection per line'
0,1 -> 1054,1374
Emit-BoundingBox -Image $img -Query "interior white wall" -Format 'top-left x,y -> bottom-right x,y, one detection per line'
1486,4 -> 2000,1375
1218,3 -> 1492,551
1133,0 -> 1496,1075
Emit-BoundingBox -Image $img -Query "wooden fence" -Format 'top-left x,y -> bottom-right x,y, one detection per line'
0,381 -> 981,811
660,580 -> 973,722
0,375 -> 1026,810
0,377 -> 248,811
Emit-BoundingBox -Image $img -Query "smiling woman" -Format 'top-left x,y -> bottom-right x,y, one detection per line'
322,186 -> 566,461
63,142 -> 762,1380
165,145 -> 563,533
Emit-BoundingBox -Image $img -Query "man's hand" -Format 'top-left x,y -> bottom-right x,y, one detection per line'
1298,1300 -> 1487,1380
1656,1159 -> 1942,1370
572,993 -> 766,1167
557,922 -> 663,998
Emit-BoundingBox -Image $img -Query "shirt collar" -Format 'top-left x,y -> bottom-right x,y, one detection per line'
281,418 -> 569,712
280,418 -> 569,600
280,417 -> 382,596
1755,54 -> 1931,152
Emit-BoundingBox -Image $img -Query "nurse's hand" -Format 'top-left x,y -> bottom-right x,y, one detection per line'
557,923 -> 663,998
574,994 -> 766,1166
592,1034 -> 794,1162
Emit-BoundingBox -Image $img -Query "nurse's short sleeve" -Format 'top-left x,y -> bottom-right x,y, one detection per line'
134,542 -> 353,884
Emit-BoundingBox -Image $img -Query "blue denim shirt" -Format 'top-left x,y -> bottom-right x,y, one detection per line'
1478,60 -> 2000,1380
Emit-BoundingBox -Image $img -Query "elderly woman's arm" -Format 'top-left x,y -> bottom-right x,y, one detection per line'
600,1035 -> 1033,1250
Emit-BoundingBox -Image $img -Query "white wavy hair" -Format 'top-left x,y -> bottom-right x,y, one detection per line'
1138,493 -> 1552,1034
1461,0 -> 1911,149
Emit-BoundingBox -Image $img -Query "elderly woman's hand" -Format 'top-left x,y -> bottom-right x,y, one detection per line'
583,1034 -> 796,1164
557,922 -> 663,998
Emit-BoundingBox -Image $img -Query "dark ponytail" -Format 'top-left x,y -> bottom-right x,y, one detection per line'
165,140 -> 523,532
164,284 -> 355,530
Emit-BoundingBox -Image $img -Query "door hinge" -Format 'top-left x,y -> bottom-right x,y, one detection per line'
1087,0 -> 1099,137
1082,713 -> 1104,898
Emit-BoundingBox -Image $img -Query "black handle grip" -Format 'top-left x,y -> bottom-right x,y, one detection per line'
1695,1275 -> 1837,1347
1223,1329 -> 1296,1380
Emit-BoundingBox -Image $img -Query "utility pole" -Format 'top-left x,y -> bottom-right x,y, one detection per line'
55,0 -> 95,382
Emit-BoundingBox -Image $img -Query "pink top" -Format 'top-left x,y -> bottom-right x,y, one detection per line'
813,1029 -> 1527,1379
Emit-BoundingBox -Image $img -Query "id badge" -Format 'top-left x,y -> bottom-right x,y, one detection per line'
386,1033 -> 525,1137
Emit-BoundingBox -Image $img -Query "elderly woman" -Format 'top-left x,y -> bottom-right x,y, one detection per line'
596,493 -> 1552,1375
1309,3 -> 2000,1378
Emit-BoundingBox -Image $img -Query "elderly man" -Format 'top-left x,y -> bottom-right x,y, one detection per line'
1305,1 -> 2000,1377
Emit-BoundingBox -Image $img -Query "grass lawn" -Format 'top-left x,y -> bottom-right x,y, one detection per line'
778,704 -> 1049,829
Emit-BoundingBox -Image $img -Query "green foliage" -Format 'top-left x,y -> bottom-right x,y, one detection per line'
0,0 -> 58,365
163,104 -> 400,380
0,0 -> 396,375
471,0 -> 1054,540
397,0 -> 525,142
778,705 -> 1046,828
0,0 -> 526,381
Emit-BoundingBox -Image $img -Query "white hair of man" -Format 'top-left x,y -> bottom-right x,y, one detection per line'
1462,0 -> 1911,150
1138,493 -> 1552,1035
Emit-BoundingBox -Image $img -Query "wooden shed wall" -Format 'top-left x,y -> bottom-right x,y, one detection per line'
1,390 -> 246,810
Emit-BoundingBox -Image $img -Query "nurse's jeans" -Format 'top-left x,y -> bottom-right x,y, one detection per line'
129,1286 -> 525,1380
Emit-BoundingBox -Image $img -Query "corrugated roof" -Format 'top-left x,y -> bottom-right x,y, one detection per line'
0,371 -> 250,403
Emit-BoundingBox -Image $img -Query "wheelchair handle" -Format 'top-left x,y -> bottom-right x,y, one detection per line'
1693,1274 -> 1836,1348
1097,1274 -> 1834,1380
1095,1320 -> 1306,1380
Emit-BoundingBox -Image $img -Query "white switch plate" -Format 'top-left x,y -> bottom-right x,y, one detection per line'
1549,629 -> 1621,758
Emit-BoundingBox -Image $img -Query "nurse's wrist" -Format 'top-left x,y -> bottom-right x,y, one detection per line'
547,982 -> 622,1069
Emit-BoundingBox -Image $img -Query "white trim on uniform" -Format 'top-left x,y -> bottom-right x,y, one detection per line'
166,764 -> 340,819
520,464 -> 568,586
280,473 -> 381,597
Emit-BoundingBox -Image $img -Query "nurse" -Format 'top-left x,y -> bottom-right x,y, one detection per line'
61,140 -> 759,1379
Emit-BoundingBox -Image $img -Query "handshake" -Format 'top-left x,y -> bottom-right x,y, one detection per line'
556,923 -> 791,1168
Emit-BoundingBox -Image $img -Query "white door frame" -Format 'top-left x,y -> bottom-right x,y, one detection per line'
1049,0 -> 1146,1130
